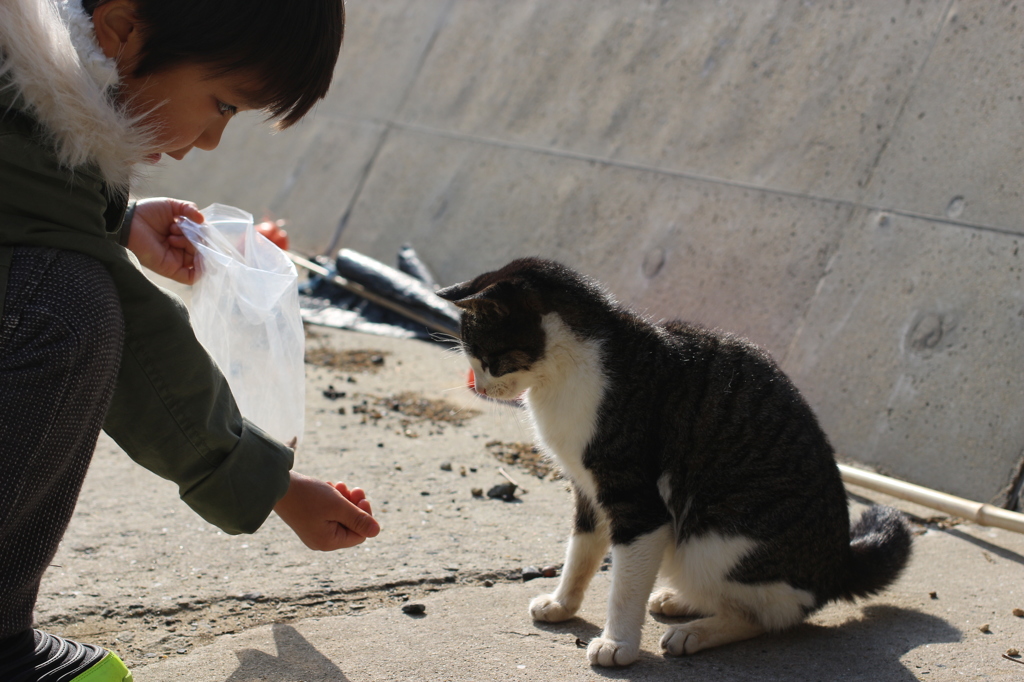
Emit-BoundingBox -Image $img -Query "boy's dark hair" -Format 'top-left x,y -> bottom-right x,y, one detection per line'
83,0 -> 344,128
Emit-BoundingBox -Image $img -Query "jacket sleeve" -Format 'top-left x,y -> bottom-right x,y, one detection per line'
101,252 -> 294,535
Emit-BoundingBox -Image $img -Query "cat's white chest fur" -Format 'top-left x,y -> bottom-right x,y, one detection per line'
524,314 -> 607,502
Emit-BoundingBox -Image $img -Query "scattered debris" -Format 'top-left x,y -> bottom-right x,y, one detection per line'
482,580 -> 494,588
440,462 -> 453,471
979,623 -> 991,633
459,466 -> 467,477
471,488 -> 484,498
487,483 -> 518,502
306,347 -> 389,373
1013,608 -> 1024,617
575,638 -> 589,649
402,603 -> 426,616
1004,653 -> 1024,665
929,591 -> 938,600
522,567 -> 543,582
486,441 -> 558,479
541,565 -> 559,578
370,392 -> 479,427
1007,648 -> 1020,657
322,385 -> 347,400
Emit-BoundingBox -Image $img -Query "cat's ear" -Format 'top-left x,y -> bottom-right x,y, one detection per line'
436,282 -> 508,315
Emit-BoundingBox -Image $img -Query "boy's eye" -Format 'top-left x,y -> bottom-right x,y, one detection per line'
217,101 -> 238,117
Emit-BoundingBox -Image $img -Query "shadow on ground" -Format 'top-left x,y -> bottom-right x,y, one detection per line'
224,624 -> 350,682
535,605 -> 958,681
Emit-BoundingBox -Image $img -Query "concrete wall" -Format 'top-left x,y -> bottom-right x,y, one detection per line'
140,0 -> 1024,507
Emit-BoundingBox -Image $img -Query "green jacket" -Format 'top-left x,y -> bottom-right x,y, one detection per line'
0,5 -> 293,534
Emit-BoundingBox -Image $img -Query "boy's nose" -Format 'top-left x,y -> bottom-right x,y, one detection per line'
194,117 -> 229,151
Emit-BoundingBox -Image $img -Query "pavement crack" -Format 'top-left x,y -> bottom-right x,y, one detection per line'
38,569 -> 524,668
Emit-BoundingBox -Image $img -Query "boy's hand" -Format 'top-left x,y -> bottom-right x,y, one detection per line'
274,471 -> 381,551
127,197 -> 202,284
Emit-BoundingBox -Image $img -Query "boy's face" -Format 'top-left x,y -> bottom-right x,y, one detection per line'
119,63 -> 260,163
92,0 -> 261,163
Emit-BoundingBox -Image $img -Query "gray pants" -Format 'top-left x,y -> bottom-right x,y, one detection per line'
0,247 -> 124,637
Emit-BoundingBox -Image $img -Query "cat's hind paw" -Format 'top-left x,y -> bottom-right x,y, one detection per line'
587,637 -> 640,667
648,587 -> 699,617
529,594 -> 576,622
661,615 -> 765,655
660,624 -> 702,655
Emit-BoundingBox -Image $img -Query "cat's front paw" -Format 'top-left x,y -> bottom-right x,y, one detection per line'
587,636 -> 639,667
529,594 -> 575,622
648,587 -> 698,617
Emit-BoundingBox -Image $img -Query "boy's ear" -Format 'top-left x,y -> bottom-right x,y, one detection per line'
91,0 -> 144,67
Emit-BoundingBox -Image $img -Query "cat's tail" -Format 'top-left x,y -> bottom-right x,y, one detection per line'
842,505 -> 912,599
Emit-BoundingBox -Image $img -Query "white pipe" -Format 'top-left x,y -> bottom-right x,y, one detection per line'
839,464 -> 1024,534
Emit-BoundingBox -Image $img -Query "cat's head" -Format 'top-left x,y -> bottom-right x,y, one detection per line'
438,258 -> 606,401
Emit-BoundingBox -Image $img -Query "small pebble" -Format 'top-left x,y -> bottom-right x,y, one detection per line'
420,491 -> 431,496
402,603 -> 426,615
482,580 -> 494,588
979,623 -> 991,633
460,466 -> 467,476
541,565 -> 559,578
440,462 -> 453,471
1007,648 -> 1020,657
1013,608 -> 1024,617
929,591 -> 938,600
487,483 -> 518,501
377,443 -> 384,448
471,488 -> 484,497
522,566 -> 543,582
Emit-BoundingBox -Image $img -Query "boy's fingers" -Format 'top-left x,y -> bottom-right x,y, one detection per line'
335,495 -> 380,538
357,498 -> 373,515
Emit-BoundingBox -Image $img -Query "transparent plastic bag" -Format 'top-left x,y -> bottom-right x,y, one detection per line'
179,203 -> 305,445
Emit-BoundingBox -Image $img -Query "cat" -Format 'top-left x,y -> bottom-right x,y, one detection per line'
437,257 -> 912,667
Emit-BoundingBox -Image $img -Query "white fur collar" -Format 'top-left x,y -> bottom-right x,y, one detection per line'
0,0 -> 151,189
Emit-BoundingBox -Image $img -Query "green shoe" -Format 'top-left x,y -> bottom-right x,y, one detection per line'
0,630 -> 132,681
71,650 -> 132,681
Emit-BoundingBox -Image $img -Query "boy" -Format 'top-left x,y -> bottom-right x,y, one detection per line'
0,1 -> 378,679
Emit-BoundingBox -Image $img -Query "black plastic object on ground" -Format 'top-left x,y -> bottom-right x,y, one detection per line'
298,245 -> 460,342
396,242 -> 438,290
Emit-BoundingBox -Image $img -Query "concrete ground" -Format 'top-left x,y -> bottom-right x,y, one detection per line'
35,325 -> 1024,681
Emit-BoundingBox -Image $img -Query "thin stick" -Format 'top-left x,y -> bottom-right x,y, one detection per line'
286,251 -> 461,338
839,464 -> 1024,535
1002,654 -> 1024,665
498,467 -> 527,494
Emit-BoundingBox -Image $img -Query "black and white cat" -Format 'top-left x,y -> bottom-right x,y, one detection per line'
437,257 -> 911,667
